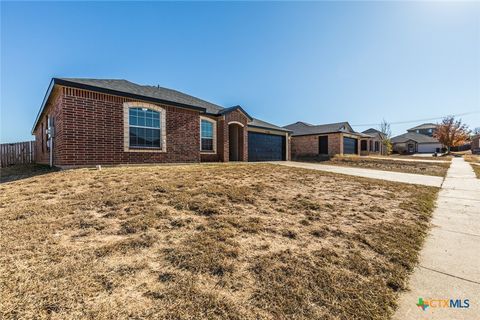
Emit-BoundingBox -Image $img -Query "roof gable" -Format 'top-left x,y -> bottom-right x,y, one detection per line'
218,105 -> 253,121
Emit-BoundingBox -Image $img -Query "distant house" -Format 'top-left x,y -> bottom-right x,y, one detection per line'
472,134 -> 480,154
407,123 -> 437,137
361,128 -> 387,155
283,121 -> 385,159
32,78 -> 291,167
391,123 -> 442,154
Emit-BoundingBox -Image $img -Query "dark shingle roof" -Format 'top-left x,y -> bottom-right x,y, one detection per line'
57,78 -> 224,114
283,121 -> 353,136
249,118 -> 292,132
363,128 -> 381,134
33,78 -> 288,133
362,128 -> 386,140
391,132 -> 440,144
407,123 -> 437,131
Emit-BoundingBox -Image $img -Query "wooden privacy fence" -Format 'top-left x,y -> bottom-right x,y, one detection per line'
0,141 -> 36,167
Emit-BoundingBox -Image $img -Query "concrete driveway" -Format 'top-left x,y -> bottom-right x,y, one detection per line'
270,161 -> 444,187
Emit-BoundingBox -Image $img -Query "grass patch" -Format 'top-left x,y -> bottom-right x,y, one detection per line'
310,155 -> 450,176
0,164 -> 59,183
470,163 -> 480,179
464,154 -> 480,163
463,154 -> 480,178
0,163 -> 438,319
389,154 -> 452,161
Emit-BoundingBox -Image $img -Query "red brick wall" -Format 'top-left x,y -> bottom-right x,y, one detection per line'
34,87 -> 201,166
220,110 -> 249,162
291,133 -> 342,158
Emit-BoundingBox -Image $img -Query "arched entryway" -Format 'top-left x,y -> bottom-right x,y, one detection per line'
228,122 -> 244,161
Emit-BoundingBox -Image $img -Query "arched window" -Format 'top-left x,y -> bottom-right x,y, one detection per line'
123,102 -> 166,152
129,107 -> 161,148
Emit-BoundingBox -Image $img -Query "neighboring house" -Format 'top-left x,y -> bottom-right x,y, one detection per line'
284,121 -> 385,158
472,134 -> 480,154
361,128 -> 387,155
32,78 -> 291,167
391,131 -> 442,154
406,123 -> 437,137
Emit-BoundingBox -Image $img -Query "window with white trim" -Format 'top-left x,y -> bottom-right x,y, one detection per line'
200,119 -> 214,151
129,107 -> 161,148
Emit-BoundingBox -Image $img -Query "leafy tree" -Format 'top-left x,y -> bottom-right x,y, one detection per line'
434,116 -> 470,153
379,119 -> 392,155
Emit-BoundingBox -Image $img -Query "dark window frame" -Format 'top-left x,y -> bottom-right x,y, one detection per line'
128,107 -> 162,149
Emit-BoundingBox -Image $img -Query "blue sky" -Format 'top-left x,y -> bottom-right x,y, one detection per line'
1,1 -> 479,143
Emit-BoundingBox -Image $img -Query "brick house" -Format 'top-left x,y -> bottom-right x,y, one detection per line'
360,128 -> 387,155
283,121 -> 385,159
32,78 -> 291,167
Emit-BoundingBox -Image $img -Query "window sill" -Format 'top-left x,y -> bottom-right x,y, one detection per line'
200,150 -> 216,154
126,147 -> 166,153
130,146 -> 162,150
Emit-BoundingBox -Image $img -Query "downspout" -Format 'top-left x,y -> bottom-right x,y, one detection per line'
47,115 -> 54,167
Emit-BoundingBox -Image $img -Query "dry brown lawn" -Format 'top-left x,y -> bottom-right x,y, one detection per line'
389,154 -> 452,161
472,165 -> 480,179
0,164 -> 59,184
464,154 -> 480,164
316,156 -> 450,176
463,155 -> 480,178
0,164 -> 438,319
468,163 -> 480,178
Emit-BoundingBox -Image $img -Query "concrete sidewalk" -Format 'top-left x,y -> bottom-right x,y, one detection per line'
270,161 -> 444,187
394,158 -> 480,320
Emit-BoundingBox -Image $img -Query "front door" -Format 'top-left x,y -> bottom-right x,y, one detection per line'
319,136 -> 328,155
228,123 -> 244,161
408,144 -> 414,153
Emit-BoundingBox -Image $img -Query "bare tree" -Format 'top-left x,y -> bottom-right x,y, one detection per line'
434,116 -> 470,153
379,119 -> 392,155
379,119 -> 391,139
473,127 -> 480,135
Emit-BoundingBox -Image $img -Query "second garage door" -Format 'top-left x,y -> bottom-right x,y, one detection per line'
248,132 -> 285,161
343,137 -> 358,155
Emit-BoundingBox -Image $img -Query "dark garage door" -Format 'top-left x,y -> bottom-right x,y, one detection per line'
248,132 -> 285,161
343,137 -> 358,155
